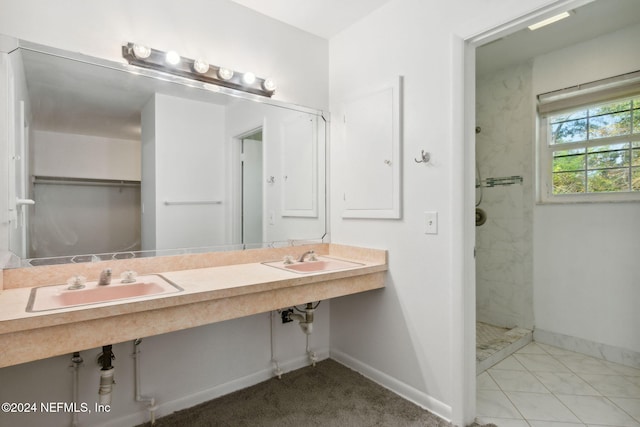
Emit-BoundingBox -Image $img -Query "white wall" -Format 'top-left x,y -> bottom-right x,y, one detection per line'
6,47 -> 31,258
532,23 -> 640,356
328,0 -> 566,424
146,93 -> 227,250
225,101 -> 327,245
475,61 -> 535,330
0,2 -> 331,426
0,0 -> 328,110
141,96 -> 157,250
0,52 -> 10,262
32,131 -> 141,181
29,130 -> 141,257
0,307 -> 330,427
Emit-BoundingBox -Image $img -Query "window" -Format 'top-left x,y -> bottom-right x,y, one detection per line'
538,71 -> 640,202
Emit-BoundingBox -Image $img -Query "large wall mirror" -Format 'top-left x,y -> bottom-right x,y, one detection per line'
4,38 -> 327,266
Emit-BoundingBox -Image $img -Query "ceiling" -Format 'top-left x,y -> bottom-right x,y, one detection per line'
228,0 -> 391,39
229,1 -> 640,72
477,0 -> 640,75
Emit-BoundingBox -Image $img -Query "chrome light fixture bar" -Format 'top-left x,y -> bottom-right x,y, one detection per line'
122,42 -> 276,97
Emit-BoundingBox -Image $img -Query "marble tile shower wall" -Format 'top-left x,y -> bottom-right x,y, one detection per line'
476,61 -> 534,330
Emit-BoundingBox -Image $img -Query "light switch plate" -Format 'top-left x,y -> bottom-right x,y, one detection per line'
424,211 -> 438,234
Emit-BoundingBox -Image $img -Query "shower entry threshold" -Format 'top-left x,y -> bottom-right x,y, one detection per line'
476,322 -> 532,374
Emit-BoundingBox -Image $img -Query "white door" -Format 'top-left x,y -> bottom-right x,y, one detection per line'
242,137 -> 263,244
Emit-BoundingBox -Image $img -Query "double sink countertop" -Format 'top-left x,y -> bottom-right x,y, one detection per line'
0,243 -> 387,367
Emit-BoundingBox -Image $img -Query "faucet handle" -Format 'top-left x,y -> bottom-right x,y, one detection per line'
67,275 -> 86,290
120,270 -> 138,283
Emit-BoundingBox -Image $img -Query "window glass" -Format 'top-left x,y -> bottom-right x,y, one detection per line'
552,171 -> 585,194
543,93 -> 640,199
587,169 -> 629,192
551,114 -> 587,144
588,110 -> 631,139
586,143 -> 629,169
633,167 -> 640,191
632,148 -> 640,166
553,149 -> 585,171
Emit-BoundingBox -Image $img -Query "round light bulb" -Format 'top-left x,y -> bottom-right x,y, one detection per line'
242,72 -> 256,85
217,67 -> 234,80
262,78 -> 276,92
132,44 -> 151,59
193,59 -> 209,74
165,51 -> 181,66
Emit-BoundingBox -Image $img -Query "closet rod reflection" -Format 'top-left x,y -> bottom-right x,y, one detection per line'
33,176 -> 141,188
164,200 -> 222,206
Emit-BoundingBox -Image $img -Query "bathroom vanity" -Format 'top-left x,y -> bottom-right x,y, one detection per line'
0,244 -> 386,368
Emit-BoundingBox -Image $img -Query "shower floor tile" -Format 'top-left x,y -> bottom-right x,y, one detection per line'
477,322 -> 532,373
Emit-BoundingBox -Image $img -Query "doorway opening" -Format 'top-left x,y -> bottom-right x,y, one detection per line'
237,128 -> 263,245
465,0 -> 640,424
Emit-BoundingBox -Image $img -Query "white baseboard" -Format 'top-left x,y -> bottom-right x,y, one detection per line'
101,348 -> 330,427
330,349 -> 452,422
534,329 -> 640,369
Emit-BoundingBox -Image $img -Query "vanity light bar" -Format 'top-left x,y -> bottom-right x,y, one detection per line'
122,42 -> 276,97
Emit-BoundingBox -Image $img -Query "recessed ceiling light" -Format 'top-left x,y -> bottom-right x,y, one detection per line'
528,11 -> 571,31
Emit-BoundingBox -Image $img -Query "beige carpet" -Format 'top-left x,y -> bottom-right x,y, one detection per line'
137,359 -> 481,427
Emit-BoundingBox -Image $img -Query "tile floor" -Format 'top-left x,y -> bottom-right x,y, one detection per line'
477,322 -> 532,373
477,342 -> 640,427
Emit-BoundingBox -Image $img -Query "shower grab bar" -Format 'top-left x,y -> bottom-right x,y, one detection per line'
477,175 -> 523,188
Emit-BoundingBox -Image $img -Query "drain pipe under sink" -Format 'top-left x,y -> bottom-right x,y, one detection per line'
288,302 -> 320,366
70,352 -> 83,427
133,339 -> 158,425
97,345 -> 115,405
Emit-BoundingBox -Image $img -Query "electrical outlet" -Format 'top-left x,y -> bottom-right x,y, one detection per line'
281,308 -> 294,323
424,211 -> 438,234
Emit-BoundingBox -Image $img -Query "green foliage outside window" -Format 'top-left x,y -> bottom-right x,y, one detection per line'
549,97 -> 640,195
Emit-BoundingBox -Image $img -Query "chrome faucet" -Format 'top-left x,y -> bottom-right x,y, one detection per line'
97,268 -> 112,286
298,250 -> 315,262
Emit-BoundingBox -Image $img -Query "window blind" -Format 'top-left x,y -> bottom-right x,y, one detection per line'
537,70 -> 640,116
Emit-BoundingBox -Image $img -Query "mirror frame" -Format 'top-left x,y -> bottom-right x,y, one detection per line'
2,36 -> 330,267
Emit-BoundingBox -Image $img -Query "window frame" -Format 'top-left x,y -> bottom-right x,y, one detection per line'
537,78 -> 640,204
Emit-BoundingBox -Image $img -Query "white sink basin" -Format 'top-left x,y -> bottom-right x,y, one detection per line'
263,256 -> 363,274
26,274 -> 182,312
